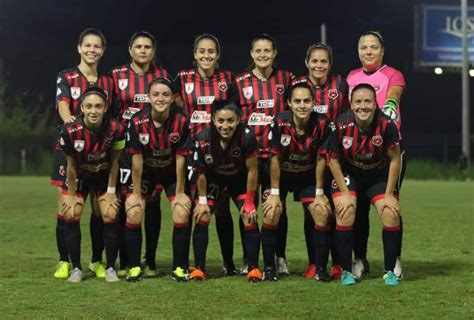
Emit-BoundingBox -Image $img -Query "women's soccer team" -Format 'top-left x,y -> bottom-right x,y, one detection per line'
51,28 -> 406,286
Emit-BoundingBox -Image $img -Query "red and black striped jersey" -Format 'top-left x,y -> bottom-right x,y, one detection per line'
110,64 -> 169,124
174,68 -> 234,139
291,74 -> 349,123
56,66 -> 113,116
127,106 -> 190,180
230,68 -> 293,158
193,126 -> 257,177
323,109 -> 400,173
60,116 -> 125,179
270,111 -> 329,175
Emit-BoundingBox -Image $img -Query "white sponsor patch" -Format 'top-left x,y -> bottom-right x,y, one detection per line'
197,96 -> 215,105
247,113 -> 273,126
133,94 -> 149,103
122,107 -> 141,120
190,110 -> 211,123
313,105 -> 328,114
256,99 -> 274,109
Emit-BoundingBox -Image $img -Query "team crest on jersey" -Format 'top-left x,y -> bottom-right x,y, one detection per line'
342,136 -> 353,149
328,89 -> 339,100
59,165 -> 65,177
185,82 -> 194,94
169,133 -> 181,143
275,84 -> 285,95
74,140 -> 85,152
139,133 -> 150,145
118,79 -> 128,90
280,134 -> 291,147
242,86 -> 253,99
373,84 -> 381,92
371,135 -> 383,147
70,87 -> 81,100
204,154 -> 214,164
231,147 -> 241,158
218,81 -> 228,92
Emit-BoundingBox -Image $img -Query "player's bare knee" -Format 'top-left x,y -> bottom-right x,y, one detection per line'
381,207 -> 400,227
337,208 -> 355,227
126,206 -> 143,225
173,206 -> 190,224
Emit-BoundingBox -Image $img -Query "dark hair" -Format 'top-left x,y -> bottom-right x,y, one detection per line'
287,82 -> 314,102
148,77 -> 175,94
305,43 -> 333,65
78,28 -> 106,47
194,33 -> 221,55
211,100 -> 242,118
350,83 -> 377,101
359,30 -> 384,47
129,31 -> 156,49
248,33 -> 278,70
81,86 -> 107,104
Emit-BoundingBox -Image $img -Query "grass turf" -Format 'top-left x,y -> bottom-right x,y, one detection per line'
0,177 -> 472,319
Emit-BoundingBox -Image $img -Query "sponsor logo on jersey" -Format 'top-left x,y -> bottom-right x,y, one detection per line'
57,77 -> 61,84
236,73 -> 251,82
60,137 -> 65,146
328,89 -> 339,100
190,111 -> 211,123
139,133 -> 149,145
218,81 -> 228,92
280,134 -> 291,147
134,94 -> 149,103
268,130 -> 273,140
122,107 -> 141,120
197,96 -> 215,105
88,152 -> 106,161
256,99 -> 274,109
56,88 -> 61,97
169,132 -> 181,143
185,82 -> 194,94
204,153 -> 214,164
231,147 -> 241,158
342,136 -> 353,149
67,73 -> 79,80
152,149 -> 171,156
242,86 -> 253,99
113,67 -> 128,73
70,87 -> 81,100
118,79 -> 128,90
247,113 -> 273,126
313,105 -> 328,114
275,84 -> 285,95
74,140 -> 84,152
59,165 -> 65,177
371,135 -> 383,147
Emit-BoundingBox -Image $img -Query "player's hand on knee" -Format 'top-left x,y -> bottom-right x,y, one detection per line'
313,195 -> 331,218
335,192 -> 355,219
193,204 -> 210,224
172,192 -> 192,212
262,195 -> 281,220
125,193 -> 144,214
62,195 -> 83,219
382,193 -> 400,219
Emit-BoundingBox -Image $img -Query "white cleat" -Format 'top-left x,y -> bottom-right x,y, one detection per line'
394,257 -> 403,280
105,267 -> 120,282
276,257 -> 290,275
67,267 -> 84,283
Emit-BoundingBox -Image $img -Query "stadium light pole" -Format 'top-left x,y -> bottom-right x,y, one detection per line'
461,0 -> 470,170
321,23 -> 327,44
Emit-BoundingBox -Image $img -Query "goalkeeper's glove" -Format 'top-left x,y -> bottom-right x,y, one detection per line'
381,98 -> 399,121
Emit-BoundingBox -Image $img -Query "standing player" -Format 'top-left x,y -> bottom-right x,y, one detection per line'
291,43 -> 349,279
261,83 -> 329,281
51,28 -> 113,280
110,31 -> 169,276
124,78 -> 192,282
173,34 -> 237,275
60,87 -> 125,283
346,31 -> 406,280
191,100 -> 262,282
230,34 -> 293,275
319,83 -> 402,286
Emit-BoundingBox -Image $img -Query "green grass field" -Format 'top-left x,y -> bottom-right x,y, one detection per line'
0,177 -> 472,319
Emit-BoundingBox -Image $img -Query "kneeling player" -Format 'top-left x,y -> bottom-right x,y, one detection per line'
320,83 -> 402,286
191,100 -> 262,282
60,87 -> 125,283
124,77 -> 192,282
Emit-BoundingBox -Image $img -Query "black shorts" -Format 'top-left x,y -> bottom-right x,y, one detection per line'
202,174 -> 248,213
50,149 -> 67,187
126,174 -> 189,202
261,173 -> 316,205
330,167 -> 400,204
61,171 -> 109,199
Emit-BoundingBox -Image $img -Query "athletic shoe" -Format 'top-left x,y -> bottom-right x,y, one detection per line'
144,266 -> 158,277
247,268 -> 263,283
263,268 -> 278,282
222,264 -> 237,276
330,264 -> 343,280
394,257 -> 403,280
189,267 -> 206,281
352,258 -> 370,279
239,259 -> 249,275
117,269 -> 128,277
315,268 -> 331,282
105,267 -> 119,282
88,261 -> 106,278
302,264 -> 316,278
126,266 -> 143,282
341,271 -> 356,286
276,257 -> 290,275
53,261 -> 70,279
67,267 -> 83,283
171,267 -> 189,282
383,271 -> 399,286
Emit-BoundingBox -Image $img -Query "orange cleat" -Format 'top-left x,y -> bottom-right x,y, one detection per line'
302,264 -> 316,278
247,267 -> 263,283
189,267 -> 206,281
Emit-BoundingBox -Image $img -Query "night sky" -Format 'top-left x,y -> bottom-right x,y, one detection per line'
0,0 -> 472,159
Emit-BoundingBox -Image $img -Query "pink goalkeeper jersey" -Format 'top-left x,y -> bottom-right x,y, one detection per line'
347,65 -> 405,126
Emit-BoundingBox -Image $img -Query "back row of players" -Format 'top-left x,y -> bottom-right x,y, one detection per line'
52,29 -> 406,286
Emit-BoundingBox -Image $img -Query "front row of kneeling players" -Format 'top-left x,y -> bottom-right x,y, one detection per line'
59,79 -> 402,286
